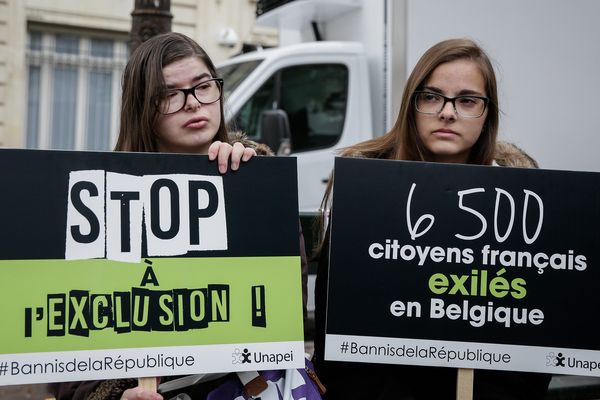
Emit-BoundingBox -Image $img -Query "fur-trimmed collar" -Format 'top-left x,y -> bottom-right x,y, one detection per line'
342,141 -> 538,169
493,141 -> 538,168
229,131 -> 274,156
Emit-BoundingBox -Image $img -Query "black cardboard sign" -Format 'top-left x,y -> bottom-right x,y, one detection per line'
324,157 -> 600,375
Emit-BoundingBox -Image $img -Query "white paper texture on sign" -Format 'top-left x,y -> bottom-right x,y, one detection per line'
65,170 -> 106,260
143,174 -> 228,256
106,172 -> 144,263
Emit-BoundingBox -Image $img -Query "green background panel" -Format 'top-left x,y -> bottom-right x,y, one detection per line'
0,256 -> 303,354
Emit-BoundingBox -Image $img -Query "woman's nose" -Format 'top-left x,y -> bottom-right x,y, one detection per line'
438,100 -> 457,120
184,93 -> 201,111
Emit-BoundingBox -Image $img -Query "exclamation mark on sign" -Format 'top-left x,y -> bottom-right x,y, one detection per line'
24,308 -> 32,337
252,285 -> 266,327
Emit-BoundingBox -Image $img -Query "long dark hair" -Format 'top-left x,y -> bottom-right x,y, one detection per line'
340,38 -> 498,163
115,32 -> 228,152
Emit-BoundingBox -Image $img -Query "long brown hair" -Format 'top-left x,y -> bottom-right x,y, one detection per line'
115,32 -> 228,152
345,38 -> 498,163
317,38 -> 499,247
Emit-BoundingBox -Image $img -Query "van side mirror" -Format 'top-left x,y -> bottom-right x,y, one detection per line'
260,109 -> 291,155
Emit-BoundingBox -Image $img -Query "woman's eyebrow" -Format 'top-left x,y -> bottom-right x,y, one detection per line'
194,72 -> 212,81
457,88 -> 486,96
165,72 -> 211,89
422,85 -> 444,94
423,85 -> 485,96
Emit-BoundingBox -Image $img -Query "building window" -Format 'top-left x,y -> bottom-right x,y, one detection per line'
26,30 -> 129,151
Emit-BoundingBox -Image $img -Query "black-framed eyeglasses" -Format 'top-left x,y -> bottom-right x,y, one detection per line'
158,78 -> 223,115
413,91 -> 489,118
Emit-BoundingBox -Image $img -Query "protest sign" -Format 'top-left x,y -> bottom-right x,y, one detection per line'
0,149 -> 304,385
324,157 -> 600,376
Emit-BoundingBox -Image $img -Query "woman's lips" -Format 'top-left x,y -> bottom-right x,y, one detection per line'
432,128 -> 459,138
184,117 -> 208,129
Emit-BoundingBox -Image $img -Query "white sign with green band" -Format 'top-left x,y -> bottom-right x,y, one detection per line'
0,149 -> 304,385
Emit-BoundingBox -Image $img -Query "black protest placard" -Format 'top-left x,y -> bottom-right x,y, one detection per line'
324,157 -> 600,376
0,149 -> 304,386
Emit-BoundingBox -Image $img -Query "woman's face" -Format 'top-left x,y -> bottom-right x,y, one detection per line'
415,59 -> 488,163
155,56 -> 221,154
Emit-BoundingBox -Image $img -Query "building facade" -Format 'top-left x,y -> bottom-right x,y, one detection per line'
0,0 -> 276,151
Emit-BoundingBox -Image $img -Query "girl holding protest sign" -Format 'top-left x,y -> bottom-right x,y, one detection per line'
313,38 -> 550,399
50,32 -> 312,400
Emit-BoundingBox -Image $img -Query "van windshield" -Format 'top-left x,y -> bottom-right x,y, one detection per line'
217,60 -> 263,98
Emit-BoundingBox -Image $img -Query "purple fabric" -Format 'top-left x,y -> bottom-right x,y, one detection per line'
207,359 -> 321,400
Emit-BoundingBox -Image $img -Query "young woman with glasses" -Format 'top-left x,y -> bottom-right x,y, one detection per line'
313,38 -> 550,399
50,32 -> 310,400
115,32 -> 257,170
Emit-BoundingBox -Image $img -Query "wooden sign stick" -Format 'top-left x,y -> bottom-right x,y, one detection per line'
138,377 -> 158,393
456,368 -> 473,400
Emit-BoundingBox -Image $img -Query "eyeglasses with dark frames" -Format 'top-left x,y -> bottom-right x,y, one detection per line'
158,78 -> 224,115
413,91 -> 489,118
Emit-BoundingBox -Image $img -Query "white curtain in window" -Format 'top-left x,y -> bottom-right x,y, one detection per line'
51,66 -> 78,150
86,38 -> 114,150
26,66 -> 41,148
86,70 -> 112,150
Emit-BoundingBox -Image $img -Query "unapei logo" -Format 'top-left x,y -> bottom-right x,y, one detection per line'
232,348 -> 252,364
546,352 -> 566,367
